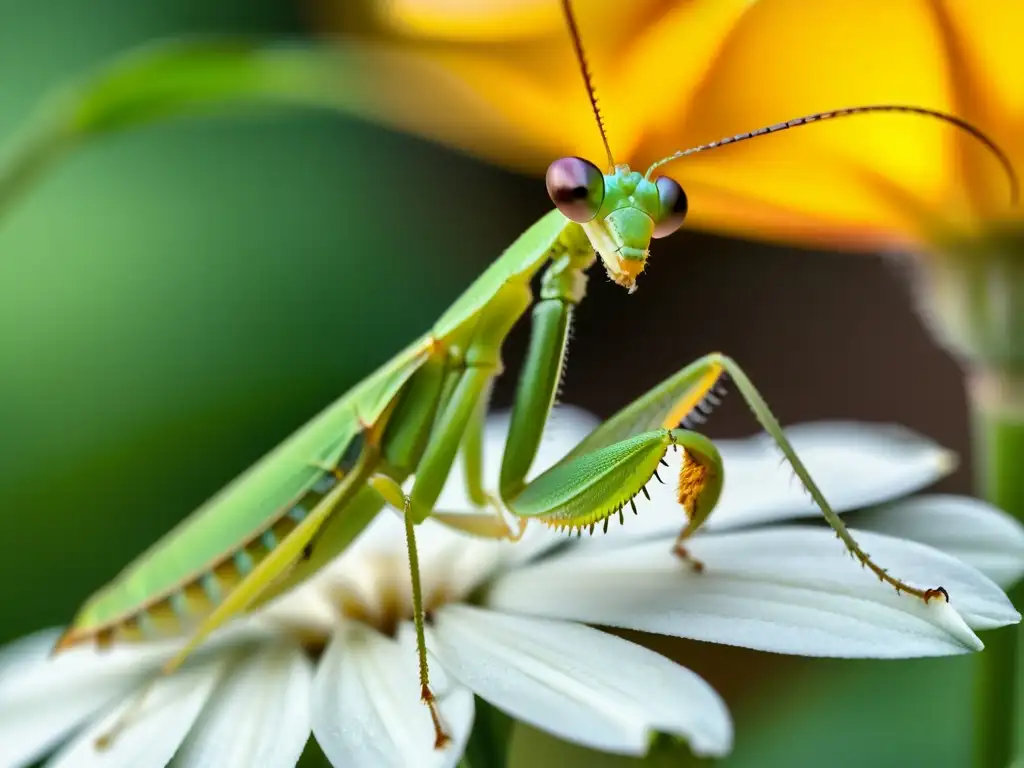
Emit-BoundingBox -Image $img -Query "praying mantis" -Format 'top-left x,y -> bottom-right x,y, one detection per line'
32,0 -> 1019,752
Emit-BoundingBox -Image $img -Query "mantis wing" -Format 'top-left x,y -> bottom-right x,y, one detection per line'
62,335 -> 431,642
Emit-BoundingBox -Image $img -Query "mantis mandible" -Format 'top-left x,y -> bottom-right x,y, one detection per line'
50,0 -> 1020,751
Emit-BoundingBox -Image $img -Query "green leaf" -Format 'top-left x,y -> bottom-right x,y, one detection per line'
0,38 -> 375,221
57,40 -> 351,135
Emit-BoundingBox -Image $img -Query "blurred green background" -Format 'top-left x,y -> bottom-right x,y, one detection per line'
0,1 -> 1015,767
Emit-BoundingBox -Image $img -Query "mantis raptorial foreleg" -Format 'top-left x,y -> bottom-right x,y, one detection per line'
373,252 -> 586,533
461,376 -> 492,508
443,377 -> 529,540
500,252 -> 587,500
402,367 -> 525,541
497,352 -> 948,604
427,250 -> 588,541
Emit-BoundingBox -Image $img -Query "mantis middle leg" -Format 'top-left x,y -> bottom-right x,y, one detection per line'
495,340 -> 950,603
365,250 -> 596,746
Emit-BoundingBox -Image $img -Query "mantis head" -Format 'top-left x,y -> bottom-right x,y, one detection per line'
551,0 -> 1017,295
546,158 -> 687,293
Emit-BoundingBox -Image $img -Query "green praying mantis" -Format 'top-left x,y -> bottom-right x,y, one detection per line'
21,0 -> 1018,753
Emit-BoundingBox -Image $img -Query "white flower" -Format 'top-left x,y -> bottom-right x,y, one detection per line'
493,420 -> 1024,653
2,409 -> 1022,768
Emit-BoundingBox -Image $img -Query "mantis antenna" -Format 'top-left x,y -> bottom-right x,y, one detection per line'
644,105 -> 1019,208
557,1 -> 1017,207
561,0 -> 615,171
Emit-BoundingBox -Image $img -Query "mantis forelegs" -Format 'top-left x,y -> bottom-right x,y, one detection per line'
383,249 -> 587,539
500,297 -> 574,499
499,352 -> 949,604
500,248 -> 591,500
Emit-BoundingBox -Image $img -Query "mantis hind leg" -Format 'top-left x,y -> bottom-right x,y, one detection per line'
365,360 -> 515,748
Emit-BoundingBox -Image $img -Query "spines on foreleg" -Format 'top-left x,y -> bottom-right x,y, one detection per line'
679,371 -> 730,429
530,430 -> 724,544
511,429 -> 676,535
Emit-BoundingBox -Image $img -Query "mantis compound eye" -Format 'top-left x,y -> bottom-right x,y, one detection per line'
652,176 -> 688,238
546,156 -> 606,223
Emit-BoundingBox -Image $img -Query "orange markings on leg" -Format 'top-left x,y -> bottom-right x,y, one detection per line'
662,363 -> 724,429
677,448 -> 707,520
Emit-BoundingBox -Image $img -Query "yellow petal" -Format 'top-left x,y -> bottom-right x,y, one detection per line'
314,0 -> 1023,250
306,40 -> 564,170
323,0 -> 661,43
600,0 -> 761,164
317,0 -> 673,169
355,0 -> 565,42
927,0 -> 1024,220
629,0 -> 994,248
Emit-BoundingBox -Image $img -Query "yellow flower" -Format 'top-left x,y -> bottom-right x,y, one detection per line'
320,0 -> 1022,252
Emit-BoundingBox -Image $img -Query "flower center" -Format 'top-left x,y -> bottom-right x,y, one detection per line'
286,551 -> 462,657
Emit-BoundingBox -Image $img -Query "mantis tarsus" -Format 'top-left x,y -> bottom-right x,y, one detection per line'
44,0 -> 1020,752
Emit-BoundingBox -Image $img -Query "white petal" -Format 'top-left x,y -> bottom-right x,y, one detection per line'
429,605 -> 732,758
713,422 -> 956,527
46,655 -> 227,768
416,521 -> 506,602
172,644 -> 313,768
852,494 -> 1024,589
305,510 -> 506,621
579,421 -> 957,548
311,621 -> 473,768
486,526 -> 1011,658
0,629 -> 173,768
501,516 -> 573,564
